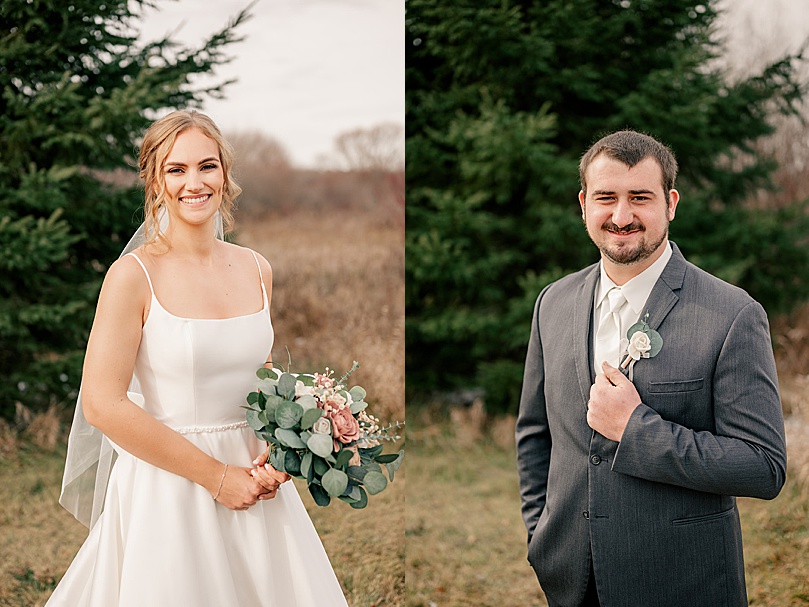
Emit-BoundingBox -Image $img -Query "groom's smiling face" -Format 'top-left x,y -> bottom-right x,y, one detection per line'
579,154 -> 679,275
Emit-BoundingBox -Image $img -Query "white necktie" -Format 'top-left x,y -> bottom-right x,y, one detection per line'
595,287 -> 627,371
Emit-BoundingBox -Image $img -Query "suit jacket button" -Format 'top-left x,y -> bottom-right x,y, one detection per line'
583,510 -> 590,519
590,454 -> 601,465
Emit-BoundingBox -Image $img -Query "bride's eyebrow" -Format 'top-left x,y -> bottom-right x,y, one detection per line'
164,157 -> 219,168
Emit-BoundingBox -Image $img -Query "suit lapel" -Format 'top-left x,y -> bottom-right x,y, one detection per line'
573,264 -> 599,410
642,242 -> 686,331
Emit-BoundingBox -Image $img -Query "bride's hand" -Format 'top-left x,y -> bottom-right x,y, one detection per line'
251,447 -> 291,501
212,466 -> 264,510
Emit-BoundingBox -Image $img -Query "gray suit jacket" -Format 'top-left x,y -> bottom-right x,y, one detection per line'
515,243 -> 786,607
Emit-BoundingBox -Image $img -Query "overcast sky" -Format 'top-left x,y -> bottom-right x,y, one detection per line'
134,1 -> 809,167
137,0 -> 404,168
718,0 -> 809,75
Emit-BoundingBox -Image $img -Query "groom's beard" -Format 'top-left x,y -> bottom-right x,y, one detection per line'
593,220 -> 668,266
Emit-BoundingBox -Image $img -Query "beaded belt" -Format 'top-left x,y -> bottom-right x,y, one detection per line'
173,420 -> 249,435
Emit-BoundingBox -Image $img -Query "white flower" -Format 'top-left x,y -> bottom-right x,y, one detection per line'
312,416 -> 332,435
295,381 -> 316,397
326,392 -> 347,409
627,331 -> 652,361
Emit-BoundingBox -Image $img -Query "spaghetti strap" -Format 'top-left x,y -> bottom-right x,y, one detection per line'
249,250 -> 269,307
126,253 -> 155,297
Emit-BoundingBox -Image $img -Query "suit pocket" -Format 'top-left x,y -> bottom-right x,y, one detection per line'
671,506 -> 735,526
648,378 -> 704,393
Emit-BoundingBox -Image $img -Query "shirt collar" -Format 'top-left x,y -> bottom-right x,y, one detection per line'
596,241 -> 673,316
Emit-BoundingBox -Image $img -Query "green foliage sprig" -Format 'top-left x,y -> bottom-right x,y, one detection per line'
244,365 -> 404,509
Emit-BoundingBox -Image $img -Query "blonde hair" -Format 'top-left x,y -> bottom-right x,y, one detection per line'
137,110 -> 242,250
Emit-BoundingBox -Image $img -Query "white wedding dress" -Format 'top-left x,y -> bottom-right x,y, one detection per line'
46,252 -> 349,607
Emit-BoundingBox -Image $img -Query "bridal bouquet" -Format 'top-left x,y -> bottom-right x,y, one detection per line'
244,362 -> 404,509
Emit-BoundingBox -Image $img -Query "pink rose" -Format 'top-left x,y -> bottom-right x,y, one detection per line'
329,407 -> 360,446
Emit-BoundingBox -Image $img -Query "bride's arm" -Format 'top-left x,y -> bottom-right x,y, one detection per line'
81,256 -> 263,510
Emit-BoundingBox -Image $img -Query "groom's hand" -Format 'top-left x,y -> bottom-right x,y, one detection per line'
587,362 -> 642,442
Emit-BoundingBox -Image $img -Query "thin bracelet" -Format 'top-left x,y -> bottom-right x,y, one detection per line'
213,464 -> 228,501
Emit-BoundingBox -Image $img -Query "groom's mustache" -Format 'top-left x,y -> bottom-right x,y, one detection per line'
602,221 -> 645,233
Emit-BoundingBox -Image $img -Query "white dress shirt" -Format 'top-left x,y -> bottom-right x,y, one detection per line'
592,242 -> 672,373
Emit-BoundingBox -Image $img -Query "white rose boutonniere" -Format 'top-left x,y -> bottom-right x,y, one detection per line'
620,313 -> 663,381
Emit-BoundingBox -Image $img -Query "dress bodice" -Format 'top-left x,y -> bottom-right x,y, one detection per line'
128,253 -> 274,431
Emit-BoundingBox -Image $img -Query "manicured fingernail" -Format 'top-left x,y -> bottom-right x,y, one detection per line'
250,470 -> 256,476
252,457 -> 260,465
264,463 -> 271,471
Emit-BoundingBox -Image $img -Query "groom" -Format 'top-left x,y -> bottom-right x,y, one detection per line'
515,130 -> 787,607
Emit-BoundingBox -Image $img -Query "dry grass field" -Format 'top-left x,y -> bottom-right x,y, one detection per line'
405,415 -> 809,607
405,353 -> 809,607
0,206 -> 404,606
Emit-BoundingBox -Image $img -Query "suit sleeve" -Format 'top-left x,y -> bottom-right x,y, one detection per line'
613,300 -> 786,499
515,288 -> 552,541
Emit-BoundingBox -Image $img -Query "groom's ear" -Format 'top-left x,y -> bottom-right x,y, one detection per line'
667,189 -> 680,221
579,190 -> 586,220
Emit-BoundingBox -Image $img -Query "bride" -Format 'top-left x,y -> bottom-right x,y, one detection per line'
46,110 -> 349,606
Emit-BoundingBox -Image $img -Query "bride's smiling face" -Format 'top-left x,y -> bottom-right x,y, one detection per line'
162,127 -> 224,227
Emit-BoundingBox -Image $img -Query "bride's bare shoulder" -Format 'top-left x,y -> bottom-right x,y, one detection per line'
102,253 -> 152,298
224,242 -> 273,278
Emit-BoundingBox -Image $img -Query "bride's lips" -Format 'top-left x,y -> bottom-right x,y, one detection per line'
180,194 -> 212,207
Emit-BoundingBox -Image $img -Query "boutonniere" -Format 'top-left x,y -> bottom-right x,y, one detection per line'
620,313 -> 663,381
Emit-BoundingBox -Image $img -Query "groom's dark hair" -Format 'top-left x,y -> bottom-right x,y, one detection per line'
579,130 -> 679,203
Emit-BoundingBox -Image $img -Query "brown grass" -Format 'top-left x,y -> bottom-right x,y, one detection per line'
238,211 -> 404,423
406,393 -> 809,607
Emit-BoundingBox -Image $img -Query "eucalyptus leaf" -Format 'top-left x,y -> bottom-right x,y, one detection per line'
275,401 -> 303,429
256,378 -> 279,394
308,483 -> 331,507
278,373 -> 297,399
270,447 -> 286,473
350,400 -> 368,414
245,408 -> 262,431
301,452 -> 313,481
335,448 -> 355,469
284,450 -> 301,476
363,470 -> 387,495
362,460 -> 382,474
256,367 -> 276,380
648,328 -> 664,357
347,465 -> 367,482
313,455 -> 329,476
360,444 -> 384,459
264,394 -> 285,418
307,433 -> 334,459
321,468 -> 349,497
385,450 -> 405,481
374,453 -> 401,464
344,483 -> 361,501
348,385 -> 366,402
296,394 -> 318,410
349,486 -> 368,509
246,391 -> 259,406
301,408 -> 324,430
297,374 -> 316,387
275,428 -> 307,449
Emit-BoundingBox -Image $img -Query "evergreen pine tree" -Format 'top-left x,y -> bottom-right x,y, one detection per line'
406,0 -> 809,411
0,1 -> 250,418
